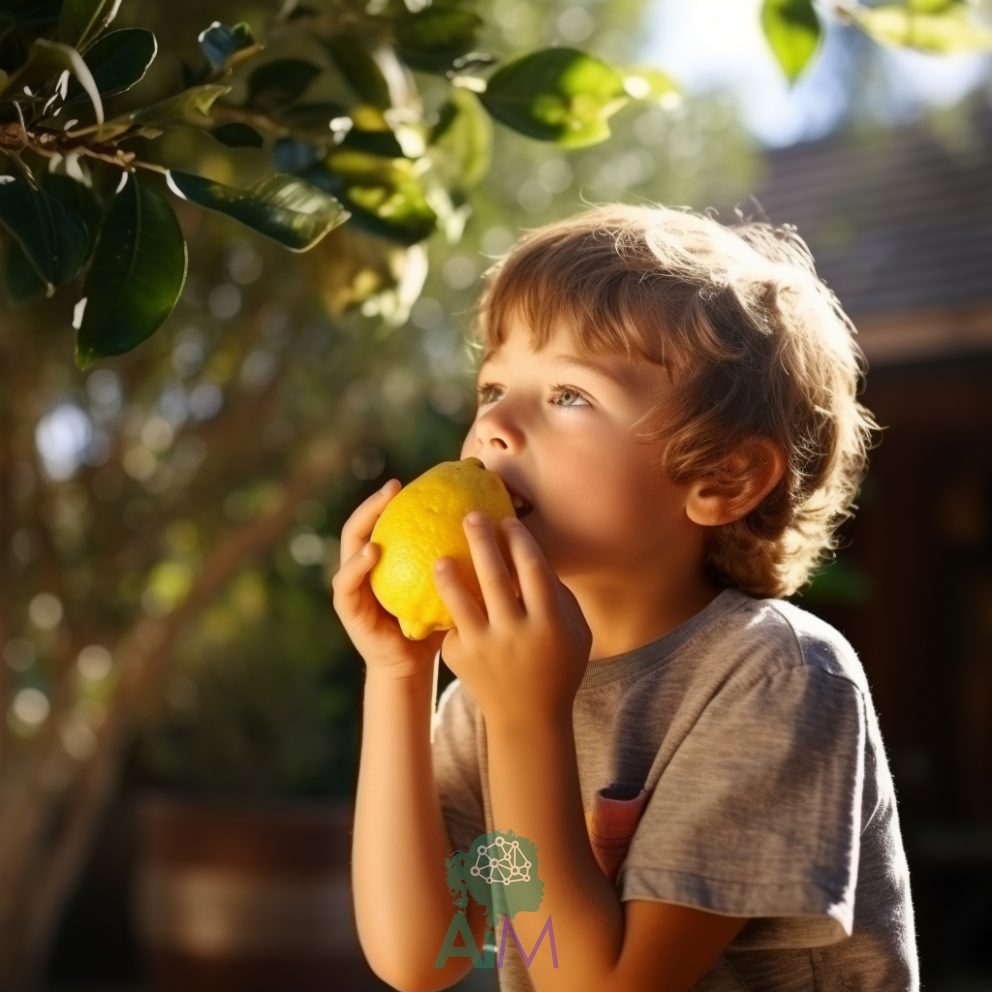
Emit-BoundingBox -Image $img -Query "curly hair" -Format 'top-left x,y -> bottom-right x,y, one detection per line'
466,203 -> 880,599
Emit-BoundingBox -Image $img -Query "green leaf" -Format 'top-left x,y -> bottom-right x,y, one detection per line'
317,150 -> 437,245
0,174 -> 90,293
621,66 -> 681,105
395,7 -> 483,73
760,0 -> 822,84
0,38 -> 104,123
58,0 -> 121,51
428,87 -> 492,190
325,35 -> 392,109
480,47 -> 629,149
245,58 -> 321,110
65,27 -> 157,107
166,171 -> 350,252
5,240 -> 49,306
127,83 -> 230,127
209,122 -> 264,148
42,172 -> 102,249
75,174 -> 187,369
198,20 -> 257,71
852,2 -> 992,51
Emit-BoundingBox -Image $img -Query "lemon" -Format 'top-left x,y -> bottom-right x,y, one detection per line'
369,457 -> 517,640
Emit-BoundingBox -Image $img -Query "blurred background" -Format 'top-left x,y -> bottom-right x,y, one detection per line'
3,0 -> 991,989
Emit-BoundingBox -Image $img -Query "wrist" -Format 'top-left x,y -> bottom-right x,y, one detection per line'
485,703 -> 573,743
364,654 -> 438,693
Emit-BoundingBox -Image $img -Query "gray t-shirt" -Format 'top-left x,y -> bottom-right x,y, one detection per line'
430,588 -> 919,991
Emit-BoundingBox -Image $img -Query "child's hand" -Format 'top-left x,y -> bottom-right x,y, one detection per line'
434,513 -> 592,729
330,479 -> 446,681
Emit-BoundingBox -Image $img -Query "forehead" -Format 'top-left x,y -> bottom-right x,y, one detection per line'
478,318 -> 658,393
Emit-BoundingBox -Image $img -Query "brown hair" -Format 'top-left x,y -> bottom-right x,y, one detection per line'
466,203 -> 879,598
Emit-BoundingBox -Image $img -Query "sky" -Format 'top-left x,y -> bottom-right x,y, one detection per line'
641,0 -> 992,147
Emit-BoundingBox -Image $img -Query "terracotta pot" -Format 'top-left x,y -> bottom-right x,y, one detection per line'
131,792 -> 388,992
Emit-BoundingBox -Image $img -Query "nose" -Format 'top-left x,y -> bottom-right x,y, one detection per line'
471,404 -> 524,454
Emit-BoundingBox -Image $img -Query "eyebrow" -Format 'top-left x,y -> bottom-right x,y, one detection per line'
480,350 -> 625,388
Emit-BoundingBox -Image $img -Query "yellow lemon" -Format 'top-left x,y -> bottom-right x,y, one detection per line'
369,457 -> 516,640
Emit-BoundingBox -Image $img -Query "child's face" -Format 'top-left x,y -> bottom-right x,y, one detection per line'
460,312 -> 702,582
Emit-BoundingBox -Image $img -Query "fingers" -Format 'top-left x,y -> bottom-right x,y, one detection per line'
433,554 -> 488,635
460,512 -> 522,626
339,478 -> 400,562
330,539 -> 380,624
499,516 -> 558,618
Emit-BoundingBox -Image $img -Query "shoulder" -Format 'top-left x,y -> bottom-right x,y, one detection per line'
710,589 -> 867,695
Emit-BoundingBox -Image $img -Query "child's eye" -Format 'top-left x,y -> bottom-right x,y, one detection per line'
476,383 -> 502,406
475,383 -> 591,409
549,383 -> 591,408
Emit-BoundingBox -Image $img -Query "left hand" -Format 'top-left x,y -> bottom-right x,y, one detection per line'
433,512 -> 593,730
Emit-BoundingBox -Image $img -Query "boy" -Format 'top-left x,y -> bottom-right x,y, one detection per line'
333,204 -> 919,992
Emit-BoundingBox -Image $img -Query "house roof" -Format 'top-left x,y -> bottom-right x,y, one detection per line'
735,93 -> 992,363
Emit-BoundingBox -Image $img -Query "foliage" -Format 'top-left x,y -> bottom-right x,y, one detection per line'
0,0 -> 680,368
759,0 -> 992,85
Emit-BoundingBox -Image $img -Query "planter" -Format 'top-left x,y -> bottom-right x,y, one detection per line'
131,792 -> 388,992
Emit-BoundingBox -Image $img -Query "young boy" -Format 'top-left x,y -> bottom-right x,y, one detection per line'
334,204 -> 919,992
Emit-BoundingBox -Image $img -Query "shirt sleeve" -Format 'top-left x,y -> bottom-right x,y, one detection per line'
431,664 -> 487,858
617,665 -> 867,950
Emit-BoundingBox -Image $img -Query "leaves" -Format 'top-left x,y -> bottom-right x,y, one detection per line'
58,0 -> 121,51
761,0 -> 822,84
127,83 -> 230,128
622,66 -> 681,105
75,174 -> 188,369
316,149 -> 437,244
0,174 -> 90,296
325,34 -> 392,109
209,122 -> 264,148
395,6 -> 483,73
428,87 -> 492,191
166,171 -> 350,252
246,58 -> 322,110
480,47 -> 629,148
65,27 -> 157,107
852,2 -> 992,52
1,37 -> 104,122
5,241 -> 49,306
198,20 -> 258,72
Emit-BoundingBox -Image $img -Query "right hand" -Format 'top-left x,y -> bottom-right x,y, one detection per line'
330,478 -> 447,681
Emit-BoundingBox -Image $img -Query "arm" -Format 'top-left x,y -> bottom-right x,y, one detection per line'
351,661 -> 487,992
486,714 -> 749,992
429,513 -> 751,990
333,480 -> 484,989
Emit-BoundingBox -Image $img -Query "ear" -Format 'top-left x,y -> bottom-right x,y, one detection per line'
685,437 -> 787,527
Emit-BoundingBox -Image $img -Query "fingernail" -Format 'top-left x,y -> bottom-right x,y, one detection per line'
435,558 -> 449,573
380,480 -> 395,494
465,511 -> 485,526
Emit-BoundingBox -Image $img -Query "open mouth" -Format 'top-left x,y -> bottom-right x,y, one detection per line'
509,493 -> 534,518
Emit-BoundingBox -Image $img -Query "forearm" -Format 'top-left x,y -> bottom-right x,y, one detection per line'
486,712 -> 624,992
351,659 -> 474,991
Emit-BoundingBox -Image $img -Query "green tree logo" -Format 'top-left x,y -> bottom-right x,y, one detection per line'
445,828 -> 545,929
436,828 -> 555,970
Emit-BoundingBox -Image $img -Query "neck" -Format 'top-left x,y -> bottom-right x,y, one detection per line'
566,565 -> 722,664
